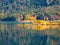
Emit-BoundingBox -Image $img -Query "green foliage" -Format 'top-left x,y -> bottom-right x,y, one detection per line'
0,0 -> 60,18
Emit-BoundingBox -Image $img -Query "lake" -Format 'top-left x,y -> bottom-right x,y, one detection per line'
0,23 -> 60,45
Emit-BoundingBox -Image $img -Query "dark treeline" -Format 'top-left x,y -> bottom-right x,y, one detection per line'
0,16 -> 16,21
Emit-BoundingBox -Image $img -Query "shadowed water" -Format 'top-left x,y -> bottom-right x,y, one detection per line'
0,23 -> 60,45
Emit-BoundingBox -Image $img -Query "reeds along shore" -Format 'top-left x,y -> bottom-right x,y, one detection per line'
22,20 -> 60,25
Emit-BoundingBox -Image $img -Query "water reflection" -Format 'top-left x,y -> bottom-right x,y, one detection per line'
0,24 -> 60,45
19,24 -> 60,30
0,24 -> 60,30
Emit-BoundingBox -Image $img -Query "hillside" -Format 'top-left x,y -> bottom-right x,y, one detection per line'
0,0 -> 60,18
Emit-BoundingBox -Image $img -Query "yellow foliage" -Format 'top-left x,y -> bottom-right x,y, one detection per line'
32,20 -> 50,25
25,15 -> 36,20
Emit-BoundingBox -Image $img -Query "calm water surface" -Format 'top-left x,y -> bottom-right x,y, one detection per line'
0,23 -> 60,45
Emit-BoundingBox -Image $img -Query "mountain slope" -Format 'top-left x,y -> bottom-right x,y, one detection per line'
0,0 -> 60,18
